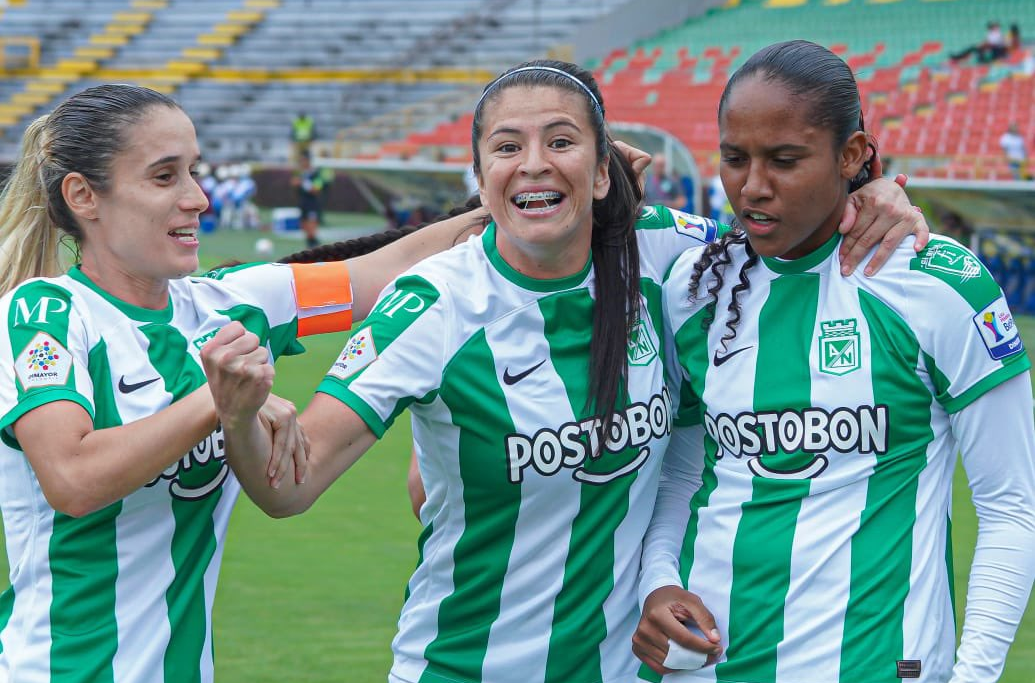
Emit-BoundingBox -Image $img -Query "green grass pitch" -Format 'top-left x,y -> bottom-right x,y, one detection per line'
0,228 -> 1033,681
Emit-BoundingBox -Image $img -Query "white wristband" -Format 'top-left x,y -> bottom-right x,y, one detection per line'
663,622 -> 709,671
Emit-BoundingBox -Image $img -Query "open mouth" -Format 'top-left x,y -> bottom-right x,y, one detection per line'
512,190 -> 563,212
744,210 -> 775,225
168,228 -> 199,244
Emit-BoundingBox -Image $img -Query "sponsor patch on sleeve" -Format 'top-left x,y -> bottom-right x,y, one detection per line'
972,297 -> 1024,360
672,210 -> 717,244
327,327 -> 378,380
15,332 -> 71,389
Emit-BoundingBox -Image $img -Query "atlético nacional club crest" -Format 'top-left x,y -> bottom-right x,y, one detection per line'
627,318 -> 657,366
818,318 -> 860,376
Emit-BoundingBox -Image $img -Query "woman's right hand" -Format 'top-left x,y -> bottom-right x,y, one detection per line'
199,321 -> 274,430
632,585 -> 723,675
613,140 -> 652,197
258,394 -> 309,488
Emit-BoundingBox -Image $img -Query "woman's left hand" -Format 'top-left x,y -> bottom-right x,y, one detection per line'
837,171 -> 929,277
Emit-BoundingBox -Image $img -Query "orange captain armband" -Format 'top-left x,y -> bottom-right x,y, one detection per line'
289,262 -> 353,336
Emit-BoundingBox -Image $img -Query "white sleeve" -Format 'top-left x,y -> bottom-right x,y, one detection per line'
638,423 -> 706,608
316,274 -> 448,438
948,372 -> 1035,683
636,206 -> 722,279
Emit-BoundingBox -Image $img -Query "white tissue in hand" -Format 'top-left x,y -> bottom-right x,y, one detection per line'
663,622 -> 709,671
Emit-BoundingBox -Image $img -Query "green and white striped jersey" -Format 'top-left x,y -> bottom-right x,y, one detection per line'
648,234 -> 1031,683
0,262 -> 348,682
318,206 -> 719,683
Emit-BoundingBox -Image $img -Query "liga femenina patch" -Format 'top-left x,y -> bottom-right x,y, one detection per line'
972,296 -> 1024,360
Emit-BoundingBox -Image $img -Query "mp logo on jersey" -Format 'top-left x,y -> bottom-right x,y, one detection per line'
13,296 -> 69,326
818,318 -> 860,376
15,332 -> 71,390
147,424 -> 228,500
973,296 -> 1024,360
374,288 -> 427,319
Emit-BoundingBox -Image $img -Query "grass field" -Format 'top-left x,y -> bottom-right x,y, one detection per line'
1,227 -> 1034,681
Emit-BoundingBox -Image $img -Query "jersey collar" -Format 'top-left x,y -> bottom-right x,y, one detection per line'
760,231 -> 841,275
481,222 -> 592,293
68,266 -> 174,323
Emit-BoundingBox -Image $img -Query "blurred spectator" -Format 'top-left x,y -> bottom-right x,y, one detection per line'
708,174 -> 733,224
999,123 -> 1029,180
938,210 -> 973,244
1008,23 -> 1022,52
292,152 -> 326,248
951,21 -> 1009,64
197,162 -> 218,232
223,164 -> 259,230
643,153 -> 685,208
290,111 -> 317,162
211,165 -> 236,227
383,196 -> 400,229
318,166 -> 335,224
463,165 -> 479,197
678,174 -> 695,214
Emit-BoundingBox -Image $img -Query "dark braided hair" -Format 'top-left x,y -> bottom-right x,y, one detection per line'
691,40 -> 877,346
473,59 -> 643,434
687,224 -> 759,351
279,194 -> 484,263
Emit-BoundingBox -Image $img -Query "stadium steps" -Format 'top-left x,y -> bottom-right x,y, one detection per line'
332,86 -> 482,160
327,0 -> 632,162
0,1 -> 159,136
158,3 -> 277,83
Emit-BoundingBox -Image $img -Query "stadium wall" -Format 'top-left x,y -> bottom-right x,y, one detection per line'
572,0 -> 726,63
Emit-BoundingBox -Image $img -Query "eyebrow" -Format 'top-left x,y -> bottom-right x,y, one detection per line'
146,154 -> 201,169
720,142 -> 810,154
487,119 -> 581,141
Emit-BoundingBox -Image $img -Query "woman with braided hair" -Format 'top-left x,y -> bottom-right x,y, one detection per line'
203,57 -> 929,683
635,40 -> 1035,683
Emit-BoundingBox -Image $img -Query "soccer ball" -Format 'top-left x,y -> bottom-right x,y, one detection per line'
254,237 -> 274,258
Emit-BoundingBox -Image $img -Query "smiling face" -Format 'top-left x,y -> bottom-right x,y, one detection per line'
73,105 -> 208,305
475,85 -> 610,278
719,74 -> 867,260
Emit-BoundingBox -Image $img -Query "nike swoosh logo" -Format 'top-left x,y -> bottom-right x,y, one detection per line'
118,376 -> 161,393
503,359 -> 547,385
712,345 -> 753,367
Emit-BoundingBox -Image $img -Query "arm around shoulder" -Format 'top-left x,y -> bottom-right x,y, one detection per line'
346,207 -> 487,320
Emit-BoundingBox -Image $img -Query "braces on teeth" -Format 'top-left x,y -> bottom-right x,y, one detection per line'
515,191 -> 561,210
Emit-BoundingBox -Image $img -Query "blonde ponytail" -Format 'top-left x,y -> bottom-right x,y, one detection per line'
0,84 -> 182,299
0,115 -> 70,297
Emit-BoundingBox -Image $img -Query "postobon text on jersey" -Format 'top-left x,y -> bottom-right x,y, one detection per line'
505,388 -> 672,485
704,404 -> 889,480
147,424 -> 229,500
